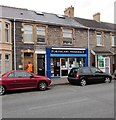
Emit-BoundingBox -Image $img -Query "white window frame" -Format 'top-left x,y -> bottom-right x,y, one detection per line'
111,35 -> 116,46
36,26 -> 46,43
63,28 -> 73,45
5,22 -> 10,43
23,25 -> 34,43
96,32 -> 103,46
5,54 -> 10,73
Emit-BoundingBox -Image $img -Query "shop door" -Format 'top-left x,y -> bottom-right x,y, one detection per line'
60,58 -> 68,76
104,57 -> 110,74
37,54 -> 45,76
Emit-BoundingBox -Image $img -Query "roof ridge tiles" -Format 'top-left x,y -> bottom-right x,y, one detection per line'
0,5 -> 28,11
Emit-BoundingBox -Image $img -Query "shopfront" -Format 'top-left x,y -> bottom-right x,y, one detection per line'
46,48 -> 88,78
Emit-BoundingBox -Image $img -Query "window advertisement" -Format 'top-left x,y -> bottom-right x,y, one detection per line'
51,58 -> 60,77
98,55 -> 104,68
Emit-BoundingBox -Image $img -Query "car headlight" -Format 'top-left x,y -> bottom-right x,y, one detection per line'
47,78 -> 51,81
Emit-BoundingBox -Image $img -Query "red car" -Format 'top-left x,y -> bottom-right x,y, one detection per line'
0,70 -> 52,95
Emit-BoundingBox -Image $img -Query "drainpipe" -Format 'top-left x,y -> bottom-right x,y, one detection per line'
13,19 -> 16,70
87,27 -> 90,67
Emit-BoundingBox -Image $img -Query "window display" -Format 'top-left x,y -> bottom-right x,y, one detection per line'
50,57 -> 85,77
51,58 -> 60,77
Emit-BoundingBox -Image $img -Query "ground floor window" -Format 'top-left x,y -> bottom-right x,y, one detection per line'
50,57 -> 85,77
97,55 -> 110,73
5,54 -> 10,72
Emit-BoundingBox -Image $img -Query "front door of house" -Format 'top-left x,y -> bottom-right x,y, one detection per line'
37,54 -> 45,76
24,53 -> 33,72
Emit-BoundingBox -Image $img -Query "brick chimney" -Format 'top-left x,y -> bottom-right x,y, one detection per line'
64,6 -> 74,17
93,12 -> 100,22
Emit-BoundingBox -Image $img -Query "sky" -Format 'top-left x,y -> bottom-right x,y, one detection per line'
0,0 -> 115,23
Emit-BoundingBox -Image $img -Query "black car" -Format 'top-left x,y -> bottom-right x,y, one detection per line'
113,70 -> 116,79
67,67 -> 112,86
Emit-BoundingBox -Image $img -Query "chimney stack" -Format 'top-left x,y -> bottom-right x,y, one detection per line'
93,12 -> 100,22
64,6 -> 74,17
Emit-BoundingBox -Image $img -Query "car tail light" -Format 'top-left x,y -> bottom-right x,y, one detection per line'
76,74 -> 80,78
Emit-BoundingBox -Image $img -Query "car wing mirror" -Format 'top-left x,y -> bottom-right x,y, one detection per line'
30,75 -> 34,78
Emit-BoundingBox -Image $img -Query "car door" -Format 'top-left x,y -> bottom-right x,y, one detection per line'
8,71 -> 37,90
90,67 -> 104,83
82,67 -> 92,83
14,71 -> 37,89
4,72 -> 18,90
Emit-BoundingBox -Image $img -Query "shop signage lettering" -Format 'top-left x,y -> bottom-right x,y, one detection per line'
51,49 -> 85,54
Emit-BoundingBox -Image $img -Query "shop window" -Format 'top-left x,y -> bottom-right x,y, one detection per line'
51,58 -> 60,77
23,25 -> 33,43
5,23 -> 10,43
98,55 -> 104,68
0,54 -> 1,75
75,58 -> 85,67
69,58 -> 75,68
63,29 -> 73,45
0,22 -> 1,42
111,35 -> 116,46
5,54 -> 10,72
98,60 -> 104,68
37,26 -> 46,43
96,32 -> 103,46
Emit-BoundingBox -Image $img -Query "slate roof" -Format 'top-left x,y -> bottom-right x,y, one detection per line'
0,5 -> 115,32
0,5 -> 85,28
74,17 -> 116,32
92,46 -> 113,55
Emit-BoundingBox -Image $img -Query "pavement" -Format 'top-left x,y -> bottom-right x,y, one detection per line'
51,77 -> 69,86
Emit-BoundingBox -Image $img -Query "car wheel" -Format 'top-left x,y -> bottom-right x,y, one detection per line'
0,85 -> 5,95
38,81 -> 47,91
80,79 -> 86,86
104,77 -> 111,83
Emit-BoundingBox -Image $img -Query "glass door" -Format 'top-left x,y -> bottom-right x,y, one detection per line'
105,57 -> 110,74
60,58 -> 68,76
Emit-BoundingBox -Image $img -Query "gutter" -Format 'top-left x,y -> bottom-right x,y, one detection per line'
87,27 -> 90,67
13,19 -> 16,70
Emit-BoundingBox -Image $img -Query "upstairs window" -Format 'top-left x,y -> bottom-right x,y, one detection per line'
5,23 -> 10,43
23,25 -> 33,43
96,32 -> 103,46
37,26 -> 46,43
111,35 -> 116,46
0,22 -> 1,42
63,29 -> 73,45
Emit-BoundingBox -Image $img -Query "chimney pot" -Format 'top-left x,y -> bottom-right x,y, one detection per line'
93,12 -> 100,22
64,6 -> 74,17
